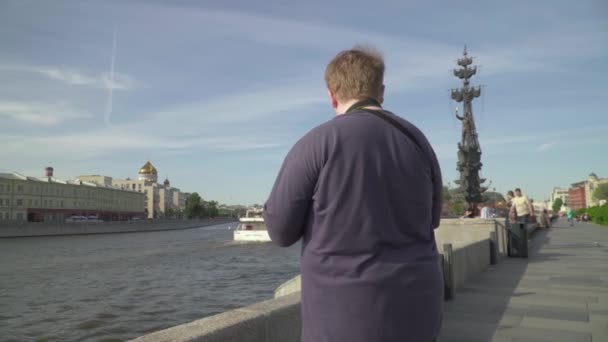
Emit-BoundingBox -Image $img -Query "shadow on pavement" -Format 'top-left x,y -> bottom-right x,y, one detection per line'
437,224 -> 552,342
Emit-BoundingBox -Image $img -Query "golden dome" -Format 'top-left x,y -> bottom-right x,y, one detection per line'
139,161 -> 158,175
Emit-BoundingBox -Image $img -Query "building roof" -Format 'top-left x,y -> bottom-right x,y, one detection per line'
0,172 -> 26,180
570,181 -> 586,188
139,161 -> 158,175
0,172 -> 140,194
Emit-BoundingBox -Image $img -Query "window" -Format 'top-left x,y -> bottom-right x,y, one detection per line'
27,199 -> 32,206
60,201 -> 64,207
0,184 -> 4,192
17,185 -> 23,192
6,185 -> 10,192
17,199 -> 23,206
0,199 -> 3,206
50,200 -> 54,207
34,199 -> 38,206
5,212 -> 9,220
43,199 -> 47,206
16,213 -> 23,220
5,199 -> 9,206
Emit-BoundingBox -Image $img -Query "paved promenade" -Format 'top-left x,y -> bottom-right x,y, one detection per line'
439,218 -> 608,342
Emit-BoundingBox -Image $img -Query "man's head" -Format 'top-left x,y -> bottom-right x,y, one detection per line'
325,45 -> 385,112
515,188 -> 522,197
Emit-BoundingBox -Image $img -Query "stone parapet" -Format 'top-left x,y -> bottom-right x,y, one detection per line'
133,218 -> 539,342
129,293 -> 301,342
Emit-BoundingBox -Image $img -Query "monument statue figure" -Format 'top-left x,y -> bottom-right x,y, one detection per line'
451,46 -> 487,207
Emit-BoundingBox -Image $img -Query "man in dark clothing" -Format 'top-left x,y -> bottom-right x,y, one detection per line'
264,46 -> 444,342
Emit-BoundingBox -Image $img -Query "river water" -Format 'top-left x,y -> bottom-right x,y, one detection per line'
0,222 -> 301,342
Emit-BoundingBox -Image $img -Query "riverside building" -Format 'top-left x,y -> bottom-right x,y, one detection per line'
567,173 -> 608,211
79,161 -> 188,219
0,167 -> 144,222
549,187 -> 569,212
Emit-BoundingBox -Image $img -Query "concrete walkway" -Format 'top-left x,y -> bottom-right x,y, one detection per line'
438,218 -> 608,342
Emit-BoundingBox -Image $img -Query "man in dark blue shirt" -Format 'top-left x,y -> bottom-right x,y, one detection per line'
264,46 -> 443,342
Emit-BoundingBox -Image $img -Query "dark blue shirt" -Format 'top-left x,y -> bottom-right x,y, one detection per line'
264,109 -> 444,342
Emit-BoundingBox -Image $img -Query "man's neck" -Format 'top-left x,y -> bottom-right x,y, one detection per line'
336,99 -> 382,116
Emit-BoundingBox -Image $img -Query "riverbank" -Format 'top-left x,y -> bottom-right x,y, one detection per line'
0,217 -> 236,238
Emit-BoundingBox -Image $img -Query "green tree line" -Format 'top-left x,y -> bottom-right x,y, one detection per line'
575,204 -> 608,227
575,183 -> 608,227
184,192 -> 220,219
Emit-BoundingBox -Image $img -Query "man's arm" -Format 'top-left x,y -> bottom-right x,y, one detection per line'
263,137 -> 321,247
430,146 -> 443,229
527,198 -> 535,217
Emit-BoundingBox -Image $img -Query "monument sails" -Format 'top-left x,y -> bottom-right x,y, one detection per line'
451,47 -> 487,205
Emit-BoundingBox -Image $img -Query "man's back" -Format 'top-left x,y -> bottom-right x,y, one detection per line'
267,109 -> 443,341
264,46 -> 443,342
302,110 -> 439,261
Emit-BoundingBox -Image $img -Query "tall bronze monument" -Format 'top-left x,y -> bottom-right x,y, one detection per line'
451,47 -> 487,206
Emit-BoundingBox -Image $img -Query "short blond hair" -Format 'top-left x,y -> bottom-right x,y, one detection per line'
324,45 -> 385,102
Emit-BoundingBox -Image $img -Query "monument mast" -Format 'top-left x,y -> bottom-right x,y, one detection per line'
451,46 -> 487,206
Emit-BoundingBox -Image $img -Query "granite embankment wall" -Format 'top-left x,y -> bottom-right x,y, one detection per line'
0,217 -> 236,238
131,218 -> 541,342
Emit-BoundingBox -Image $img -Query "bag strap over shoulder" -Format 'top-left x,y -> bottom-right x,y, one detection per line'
344,98 -> 435,184
361,108 -> 435,183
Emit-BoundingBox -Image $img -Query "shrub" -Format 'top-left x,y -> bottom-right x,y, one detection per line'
587,204 -> 608,226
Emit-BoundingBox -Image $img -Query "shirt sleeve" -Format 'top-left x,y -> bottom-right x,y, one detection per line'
429,145 -> 443,229
263,135 -> 322,247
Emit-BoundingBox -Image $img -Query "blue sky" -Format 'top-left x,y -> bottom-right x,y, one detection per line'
0,0 -> 606,205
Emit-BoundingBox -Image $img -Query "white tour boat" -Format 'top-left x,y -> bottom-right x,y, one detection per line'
233,208 -> 271,242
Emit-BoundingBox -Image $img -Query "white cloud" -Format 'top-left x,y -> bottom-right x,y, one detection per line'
1,4 -> 606,165
0,127 -> 286,162
138,4 -> 605,91
0,65 -> 138,90
0,101 -> 91,125
537,141 -> 557,152
147,80 -> 326,132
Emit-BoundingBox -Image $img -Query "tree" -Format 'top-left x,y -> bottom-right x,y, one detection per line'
552,198 -> 563,213
207,201 -> 219,217
165,208 -> 176,219
593,183 -> 608,202
451,202 -> 464,216
442,185 -> 452,202
185,193 -> 203,219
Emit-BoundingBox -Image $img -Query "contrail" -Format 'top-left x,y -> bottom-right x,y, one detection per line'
104,30 -> 117,127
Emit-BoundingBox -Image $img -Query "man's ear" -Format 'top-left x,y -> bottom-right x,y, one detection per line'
379,84 -> 385,104
328,89 -> 338,110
